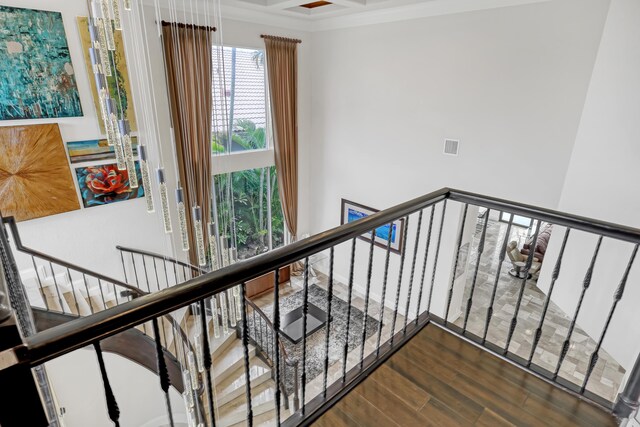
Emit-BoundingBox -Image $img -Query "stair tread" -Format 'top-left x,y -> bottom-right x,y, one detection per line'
213,339 -> 256,382
215,358 -> 273,408
217,387 -> 276,427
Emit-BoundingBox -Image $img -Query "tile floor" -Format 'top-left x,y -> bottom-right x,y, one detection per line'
451,214 -> 624,402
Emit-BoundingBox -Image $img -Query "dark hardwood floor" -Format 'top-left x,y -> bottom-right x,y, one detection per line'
313,324 -> 617,427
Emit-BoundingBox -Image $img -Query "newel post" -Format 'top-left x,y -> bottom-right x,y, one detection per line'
614,354 -> 640,423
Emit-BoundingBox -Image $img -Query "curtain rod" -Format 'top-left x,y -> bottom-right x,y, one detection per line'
261,34 -> 302,44
161,20 -> 217,32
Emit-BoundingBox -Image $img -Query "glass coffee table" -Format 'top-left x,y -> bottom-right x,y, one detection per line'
279,302 -> 328,344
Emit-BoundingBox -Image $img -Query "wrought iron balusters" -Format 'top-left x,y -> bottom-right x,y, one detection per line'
415,206 -> 435,325
553,235 -> 603,378
360,230 -> 376,368
527,228 -> 571,366
404,211 -> 423,333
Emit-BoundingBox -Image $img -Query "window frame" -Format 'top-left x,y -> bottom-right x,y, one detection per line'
210,44 -> 282,256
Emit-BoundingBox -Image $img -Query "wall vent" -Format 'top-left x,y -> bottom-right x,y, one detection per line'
443,139 -> 459,156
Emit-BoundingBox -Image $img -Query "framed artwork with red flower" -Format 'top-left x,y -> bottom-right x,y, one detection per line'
75,162 -> 144,208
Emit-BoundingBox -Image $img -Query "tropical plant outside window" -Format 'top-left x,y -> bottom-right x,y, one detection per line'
212,45 -> 285,260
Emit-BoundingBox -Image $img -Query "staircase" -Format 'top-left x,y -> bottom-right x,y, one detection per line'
5,215 -> 289,427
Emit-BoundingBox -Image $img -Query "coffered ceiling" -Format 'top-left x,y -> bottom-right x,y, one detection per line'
219,0 -> 551,31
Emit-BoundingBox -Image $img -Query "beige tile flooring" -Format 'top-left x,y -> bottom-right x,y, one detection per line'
452,216 -> 624,402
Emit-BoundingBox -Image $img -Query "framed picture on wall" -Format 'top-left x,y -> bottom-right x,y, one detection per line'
340,199 -> 405,255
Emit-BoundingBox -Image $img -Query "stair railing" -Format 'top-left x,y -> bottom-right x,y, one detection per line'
1,217 -> 193,381
116,245 -> 301,411
2,188 -> 640,426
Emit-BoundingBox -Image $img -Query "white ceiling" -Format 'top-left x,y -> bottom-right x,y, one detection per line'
221,0 -> 431,20
219,0 -> 552,31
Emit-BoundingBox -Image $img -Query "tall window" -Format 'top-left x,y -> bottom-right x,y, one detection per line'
212,46 -> 267,153
212,46 -> 284,260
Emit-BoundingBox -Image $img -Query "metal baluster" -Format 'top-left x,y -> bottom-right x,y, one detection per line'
300,258 -> 310,414
119,250 -> 128,283
504,221 -> 542,355
582,245 -> 639,393
360,230 -> 376,369
342,239 -> 357,381
131,253 -> 140,288
390,217 -> 410,344
323,247 -> 335,398
272,268 -> 282,425
199,299 -> 216,426
141,255 -> 151,293
404,211 -> 423,332
31,256 -> 48,311
240,282 -> 253,427
527,228 -> 571,366
66,268 -> 81,315
162,260 -> 170,290
48,262 -> 64,313
553,235 -> 603,378
152,318 -> 175,427
82,273 -> 93,314
376,223 -> 394,356
94,341 -> 121,426
427,201 -> 447,313
97,278 -> 106,310
152,258 -> 161,292
172,259 -> 179,286
182,265 -> 188,284
482,213 -> 513,344
462,209 -> 490,333
415,207 -> 435,325
444,204 -> 469,324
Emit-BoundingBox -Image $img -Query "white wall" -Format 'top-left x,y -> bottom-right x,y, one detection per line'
308,0 -> 609,223
538,0 -> 640,373
307,0 -> 610,304
46,349 -> 186,427
0,0 -> 173,280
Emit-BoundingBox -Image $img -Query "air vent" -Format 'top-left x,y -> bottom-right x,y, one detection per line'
443,139 -> 459,156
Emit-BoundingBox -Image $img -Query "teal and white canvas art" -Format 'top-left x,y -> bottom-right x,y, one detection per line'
0,6 -> 82,120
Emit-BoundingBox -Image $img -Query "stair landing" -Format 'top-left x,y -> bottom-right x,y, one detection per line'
313,324 -> 617,427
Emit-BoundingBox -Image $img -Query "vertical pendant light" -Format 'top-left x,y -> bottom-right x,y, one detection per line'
234,285 -> 242,321
210,295 -> 221,338
187,351 -> 198,390
138,145 -> 155,213
192,206 -> 207,266
227,288 -> 237,327
100,0 -> 116,51
118,120 -> 138,187
176,187 -> 189,251
109,0 -> 122,31
157,168 -> 173,234
219,291 -> 229,335
208,223 -> 220,270
107,100 -> 126,169
123,0 -> 131,11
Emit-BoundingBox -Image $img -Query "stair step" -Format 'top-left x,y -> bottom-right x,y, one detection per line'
217,387 -> 277,427
211,329 -> 237,359
216,358 -> 273,407
213,340 -> 256,384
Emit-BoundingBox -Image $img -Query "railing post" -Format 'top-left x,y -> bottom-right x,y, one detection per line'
614,354 -> 640,422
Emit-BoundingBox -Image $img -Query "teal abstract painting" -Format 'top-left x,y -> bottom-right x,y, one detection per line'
0,6 -> 82,120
